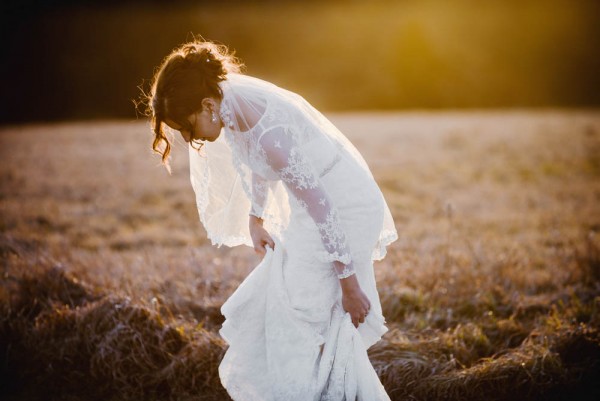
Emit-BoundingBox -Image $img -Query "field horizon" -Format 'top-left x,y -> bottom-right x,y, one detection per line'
3,0 -> 600,122
1,109 -> 599,400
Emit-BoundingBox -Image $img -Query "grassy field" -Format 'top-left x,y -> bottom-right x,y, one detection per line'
1,110 -> 599,400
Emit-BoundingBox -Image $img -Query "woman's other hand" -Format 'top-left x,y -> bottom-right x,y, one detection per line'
340,274 -> 371,328
249,215 -> 275,257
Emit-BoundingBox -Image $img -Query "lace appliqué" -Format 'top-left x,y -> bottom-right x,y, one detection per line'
316,210 -> 353,274
336,263 -> 355,279
280,148 -> 319,190
316,210 -> 347,254
296,198 -> 309,211
219,103 -> 235,129
250,175 -> 270,218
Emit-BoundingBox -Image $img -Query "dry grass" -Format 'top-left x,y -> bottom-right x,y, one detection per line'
1,110 -> 599,400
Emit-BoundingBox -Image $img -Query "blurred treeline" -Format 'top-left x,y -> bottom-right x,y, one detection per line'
1,0 -> 599,123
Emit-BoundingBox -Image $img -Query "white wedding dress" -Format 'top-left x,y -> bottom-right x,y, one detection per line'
187,73 -> 397,400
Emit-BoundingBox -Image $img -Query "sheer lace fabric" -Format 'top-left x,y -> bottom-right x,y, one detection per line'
186,73 -> 397,400
189,74 -> 396,262
257,126 -> 353,271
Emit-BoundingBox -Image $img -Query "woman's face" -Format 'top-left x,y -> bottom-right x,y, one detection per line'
165,98 -> 223,144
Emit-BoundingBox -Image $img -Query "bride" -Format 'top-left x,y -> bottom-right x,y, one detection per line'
147,40 -> 397,401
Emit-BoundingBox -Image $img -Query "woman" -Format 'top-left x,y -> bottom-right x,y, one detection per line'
148,40 -> 397,401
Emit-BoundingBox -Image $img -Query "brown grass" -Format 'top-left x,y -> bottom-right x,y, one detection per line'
1,110 -> 599,400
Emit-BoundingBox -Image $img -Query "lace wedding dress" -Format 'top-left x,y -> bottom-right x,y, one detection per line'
187,73 -> 397,400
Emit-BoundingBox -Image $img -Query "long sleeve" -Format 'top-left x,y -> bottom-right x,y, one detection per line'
257,126 -> 355,279
250,172 -> 272,219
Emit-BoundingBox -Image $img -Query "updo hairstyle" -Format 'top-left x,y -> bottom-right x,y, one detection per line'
146,40 -> 243,169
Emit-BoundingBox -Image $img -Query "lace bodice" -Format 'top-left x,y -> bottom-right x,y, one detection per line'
221,92 -> 354,278
188,73 -> 397,281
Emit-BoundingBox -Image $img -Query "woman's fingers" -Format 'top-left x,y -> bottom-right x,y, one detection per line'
262,234 -> 274,251
342,287 -> 371,328
254,234 -> 274,256
265,236 -> 275,250
250,223 -> 273,256
351,311 -> 367,328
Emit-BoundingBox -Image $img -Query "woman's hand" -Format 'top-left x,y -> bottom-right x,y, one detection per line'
340,274 -> 371,328
249,215 -> 275,257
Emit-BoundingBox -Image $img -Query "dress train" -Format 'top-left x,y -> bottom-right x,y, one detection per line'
219,238 -> 390,401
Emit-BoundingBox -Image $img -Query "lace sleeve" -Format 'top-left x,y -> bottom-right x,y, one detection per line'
257,126 -> 355,279
250,173 -> 273,219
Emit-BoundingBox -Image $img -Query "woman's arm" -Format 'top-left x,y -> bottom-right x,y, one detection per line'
258,127 -> 354,277
257,126 -> 370,327
249,173 -> 275,256
250,172 -> 269,219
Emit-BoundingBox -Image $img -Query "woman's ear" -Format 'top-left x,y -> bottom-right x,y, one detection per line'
201,97 -> 216,112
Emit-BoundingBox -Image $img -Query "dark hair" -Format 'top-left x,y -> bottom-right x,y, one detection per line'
144,39 -> 243,169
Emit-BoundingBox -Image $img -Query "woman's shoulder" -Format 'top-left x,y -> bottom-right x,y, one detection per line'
222,73 -> 330,147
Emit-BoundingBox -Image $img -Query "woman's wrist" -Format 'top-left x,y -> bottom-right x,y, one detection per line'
249,214 -> 264,227
339,273 -> 361,294
333,260 -> 355,280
